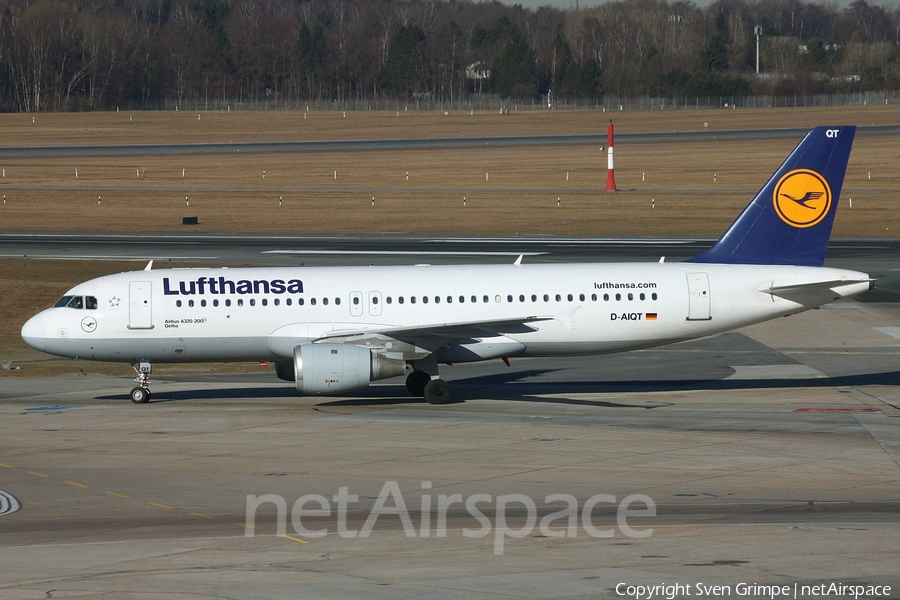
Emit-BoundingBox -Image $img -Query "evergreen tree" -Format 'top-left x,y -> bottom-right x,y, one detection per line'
377,25 -> 426,98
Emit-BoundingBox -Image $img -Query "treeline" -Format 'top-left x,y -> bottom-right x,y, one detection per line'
0,0 -> 898,112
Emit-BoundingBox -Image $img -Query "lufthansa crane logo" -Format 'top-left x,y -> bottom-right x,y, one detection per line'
773,169 -> 832,228
81,316 -> 97,333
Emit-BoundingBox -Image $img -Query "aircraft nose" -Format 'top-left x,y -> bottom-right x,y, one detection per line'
21,313 -> 46,351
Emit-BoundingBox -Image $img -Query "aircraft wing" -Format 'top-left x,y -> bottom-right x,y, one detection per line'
315,315 -> 552,347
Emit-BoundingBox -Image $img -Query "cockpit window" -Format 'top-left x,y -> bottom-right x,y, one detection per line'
54,296 -> 97,309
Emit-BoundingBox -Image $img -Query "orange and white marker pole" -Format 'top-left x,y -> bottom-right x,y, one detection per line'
606,119 -> 618,192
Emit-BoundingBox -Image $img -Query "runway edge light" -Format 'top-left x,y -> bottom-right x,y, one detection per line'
606,119 -> 618,192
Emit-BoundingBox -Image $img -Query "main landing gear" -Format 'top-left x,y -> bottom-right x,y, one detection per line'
406,356 -> 452,405
130,362 -> 152,404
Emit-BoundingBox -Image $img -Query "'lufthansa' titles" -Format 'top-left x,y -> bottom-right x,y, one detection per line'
163,276 -> 303,296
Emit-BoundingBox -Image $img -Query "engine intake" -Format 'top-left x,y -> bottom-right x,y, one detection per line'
293,343 -> 405,394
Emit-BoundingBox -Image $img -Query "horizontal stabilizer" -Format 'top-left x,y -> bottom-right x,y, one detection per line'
760,278 -> 873,295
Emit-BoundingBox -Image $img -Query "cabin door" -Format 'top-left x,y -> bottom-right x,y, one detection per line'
686,273 -> 711,321
129,281 -> 153,329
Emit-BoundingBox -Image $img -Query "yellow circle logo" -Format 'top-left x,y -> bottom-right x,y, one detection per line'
772,169 -> 832,228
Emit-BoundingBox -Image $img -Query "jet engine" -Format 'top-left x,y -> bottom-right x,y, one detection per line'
287,343 -> 405,394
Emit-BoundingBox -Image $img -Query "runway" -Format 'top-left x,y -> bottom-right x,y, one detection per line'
1,324 -> 899,597
2,234 -> 900,597
5,231 -> 900,264
2,124 -> 899,157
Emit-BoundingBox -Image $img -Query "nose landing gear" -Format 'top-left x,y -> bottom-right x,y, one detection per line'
130,362 -> 152,404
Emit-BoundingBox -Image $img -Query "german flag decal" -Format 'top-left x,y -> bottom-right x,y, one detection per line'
646,313 -> 658,321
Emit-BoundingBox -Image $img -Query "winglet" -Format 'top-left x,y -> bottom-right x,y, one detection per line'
514,255 -> 523,266
687,126 -> 855,267
144,260 -> 154,271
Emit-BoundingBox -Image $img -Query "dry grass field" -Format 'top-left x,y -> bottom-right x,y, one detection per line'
0,105 -> 898,237
2,105 -> 899,146
1,105 -> 898,376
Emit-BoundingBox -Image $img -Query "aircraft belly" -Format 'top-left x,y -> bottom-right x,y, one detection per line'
519,339 -> 679,356
41,336 -> 274,363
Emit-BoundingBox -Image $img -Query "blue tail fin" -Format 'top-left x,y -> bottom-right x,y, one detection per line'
687,126 -> 855,267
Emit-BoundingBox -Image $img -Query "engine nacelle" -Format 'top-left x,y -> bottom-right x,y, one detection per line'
293,343 -> 405,394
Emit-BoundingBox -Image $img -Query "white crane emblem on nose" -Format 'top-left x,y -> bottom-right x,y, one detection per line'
81,317 -> 97,333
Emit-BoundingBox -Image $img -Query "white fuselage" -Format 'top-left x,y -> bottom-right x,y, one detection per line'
22,261 -> 870,365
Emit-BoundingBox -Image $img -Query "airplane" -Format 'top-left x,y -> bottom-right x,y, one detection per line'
21,126 -> 872,405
